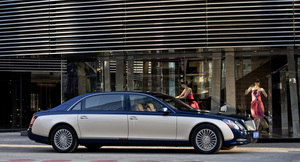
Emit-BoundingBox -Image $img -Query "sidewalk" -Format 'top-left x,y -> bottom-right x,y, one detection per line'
0,132 -> 299,148
1,132 -> 300,162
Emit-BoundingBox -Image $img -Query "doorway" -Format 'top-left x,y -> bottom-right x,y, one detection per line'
0,72 -> 31,129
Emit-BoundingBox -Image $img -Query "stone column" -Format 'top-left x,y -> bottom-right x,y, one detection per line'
236,58 -> 244,80
280,70 -> 289,136
204,59 -> 210,99
162,62 -> 169,94
287,46 -> 300,138
116,56 -> 125,91
127,56 -> 134,91
225,48 -> 236,114
151,60 -> 158,92
104,53 -> 111,92
197,61 -> 203,96
143,61 -> 149,92
77,62 -> 87,94
267,74 -> 273,137
210,51 -> 222,113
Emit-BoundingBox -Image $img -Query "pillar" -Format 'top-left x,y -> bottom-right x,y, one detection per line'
225,48 -> 236,114
127,56 -> 134,91
267,74 -> 273,137
287,46 -> 300,138
162,62 -> 169,94
197,61 -> 203,98
280,70 -> 289,136
151,60 -> 158,92
143,61 -> 149,92
104,54 -> 111,92
211,51 -> 222,113
116,56 -> 125,91
77,62 -> 87,94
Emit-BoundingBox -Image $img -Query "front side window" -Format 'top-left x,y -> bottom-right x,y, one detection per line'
85,94 -> 124,111
129,95 -> 163,112
153,94 -> 198,112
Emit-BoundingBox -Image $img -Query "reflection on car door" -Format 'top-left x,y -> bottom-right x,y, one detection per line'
78,94 -> 128,139
128,95 -> 176,140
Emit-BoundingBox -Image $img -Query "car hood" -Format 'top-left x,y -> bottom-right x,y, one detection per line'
177,110 -> 251,122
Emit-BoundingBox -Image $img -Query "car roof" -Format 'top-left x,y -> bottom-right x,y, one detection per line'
50,91 -> 162,111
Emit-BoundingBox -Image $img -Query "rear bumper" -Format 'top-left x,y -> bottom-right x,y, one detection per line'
27,128 -> 50,145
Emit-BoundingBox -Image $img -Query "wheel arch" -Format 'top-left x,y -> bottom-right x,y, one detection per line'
188,122 -> 225,144
48,122 -> 78,144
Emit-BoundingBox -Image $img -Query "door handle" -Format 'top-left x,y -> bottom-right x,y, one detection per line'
129,116 -> 138,120
80,115 -> 88,119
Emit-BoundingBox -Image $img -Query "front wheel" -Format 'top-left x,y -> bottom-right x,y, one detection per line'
191,124 -> 223,154
50,125 -> 78,153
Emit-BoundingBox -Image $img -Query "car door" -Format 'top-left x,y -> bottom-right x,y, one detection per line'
78,94 -> 128,139
128,94 -> 176,140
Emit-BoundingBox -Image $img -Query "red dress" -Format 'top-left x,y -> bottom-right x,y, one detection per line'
251,90 -> 265,118
184,93 -> 200,109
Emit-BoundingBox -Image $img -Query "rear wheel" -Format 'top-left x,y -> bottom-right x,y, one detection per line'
50,125 -> 78,153
191,124 -> 223,154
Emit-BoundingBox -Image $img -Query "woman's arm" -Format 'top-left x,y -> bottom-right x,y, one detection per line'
261,88 -> 268,97
180,88 -> 191,99
176,89 -> 186,98
245,87 -> 252,95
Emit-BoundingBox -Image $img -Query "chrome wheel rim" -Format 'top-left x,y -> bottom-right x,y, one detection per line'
54,129 -> 73,150
195,128 -> 217,151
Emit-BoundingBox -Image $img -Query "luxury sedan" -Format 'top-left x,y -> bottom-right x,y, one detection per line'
28,92 -> 258,154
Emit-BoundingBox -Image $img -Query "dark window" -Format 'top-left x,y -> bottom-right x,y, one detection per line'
71,102 -> 81,111
85,94 -> 124,111
153,94 -> 198,112
129,95 -> 163,112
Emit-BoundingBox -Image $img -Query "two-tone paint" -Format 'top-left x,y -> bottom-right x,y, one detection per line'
28,92 -> 257,153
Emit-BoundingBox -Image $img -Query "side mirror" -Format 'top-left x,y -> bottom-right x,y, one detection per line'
158,107 -> 170,115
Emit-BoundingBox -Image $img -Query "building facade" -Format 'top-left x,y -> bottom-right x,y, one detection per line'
1,0 -> 300,138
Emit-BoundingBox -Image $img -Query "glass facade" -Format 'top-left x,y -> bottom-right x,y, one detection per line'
1,1 -> 300,139
1,47 -> 300,139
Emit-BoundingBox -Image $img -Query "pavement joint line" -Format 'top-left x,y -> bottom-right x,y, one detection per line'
1,144 -> 300,153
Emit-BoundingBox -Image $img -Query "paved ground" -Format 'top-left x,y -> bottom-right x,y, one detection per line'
0,132 -> 299,162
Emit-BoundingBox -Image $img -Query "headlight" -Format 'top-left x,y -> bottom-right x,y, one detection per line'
244,120 -> 256,131
223,119 -> 245,130
235,121 -> 246,130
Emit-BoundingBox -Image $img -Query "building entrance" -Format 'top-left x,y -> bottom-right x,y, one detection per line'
0,72 -> 31,129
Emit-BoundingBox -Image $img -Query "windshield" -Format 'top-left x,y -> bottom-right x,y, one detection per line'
152,94 -> 199,112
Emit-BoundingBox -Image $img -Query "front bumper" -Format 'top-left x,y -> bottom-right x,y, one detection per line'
224,130 -> 258,146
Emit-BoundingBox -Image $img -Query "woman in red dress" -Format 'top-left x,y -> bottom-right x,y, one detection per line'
245,79 -> 268,130
176,81 -> 200,109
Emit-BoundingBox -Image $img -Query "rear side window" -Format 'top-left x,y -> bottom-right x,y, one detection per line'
71,102 -> 82,111
85,94 -> 124,111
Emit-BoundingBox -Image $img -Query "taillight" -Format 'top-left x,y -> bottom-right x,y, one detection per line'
29,115 -> 37,128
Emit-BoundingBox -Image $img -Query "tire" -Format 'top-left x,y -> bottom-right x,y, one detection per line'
50,125 -> 78,153
191,124 -> 223,154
